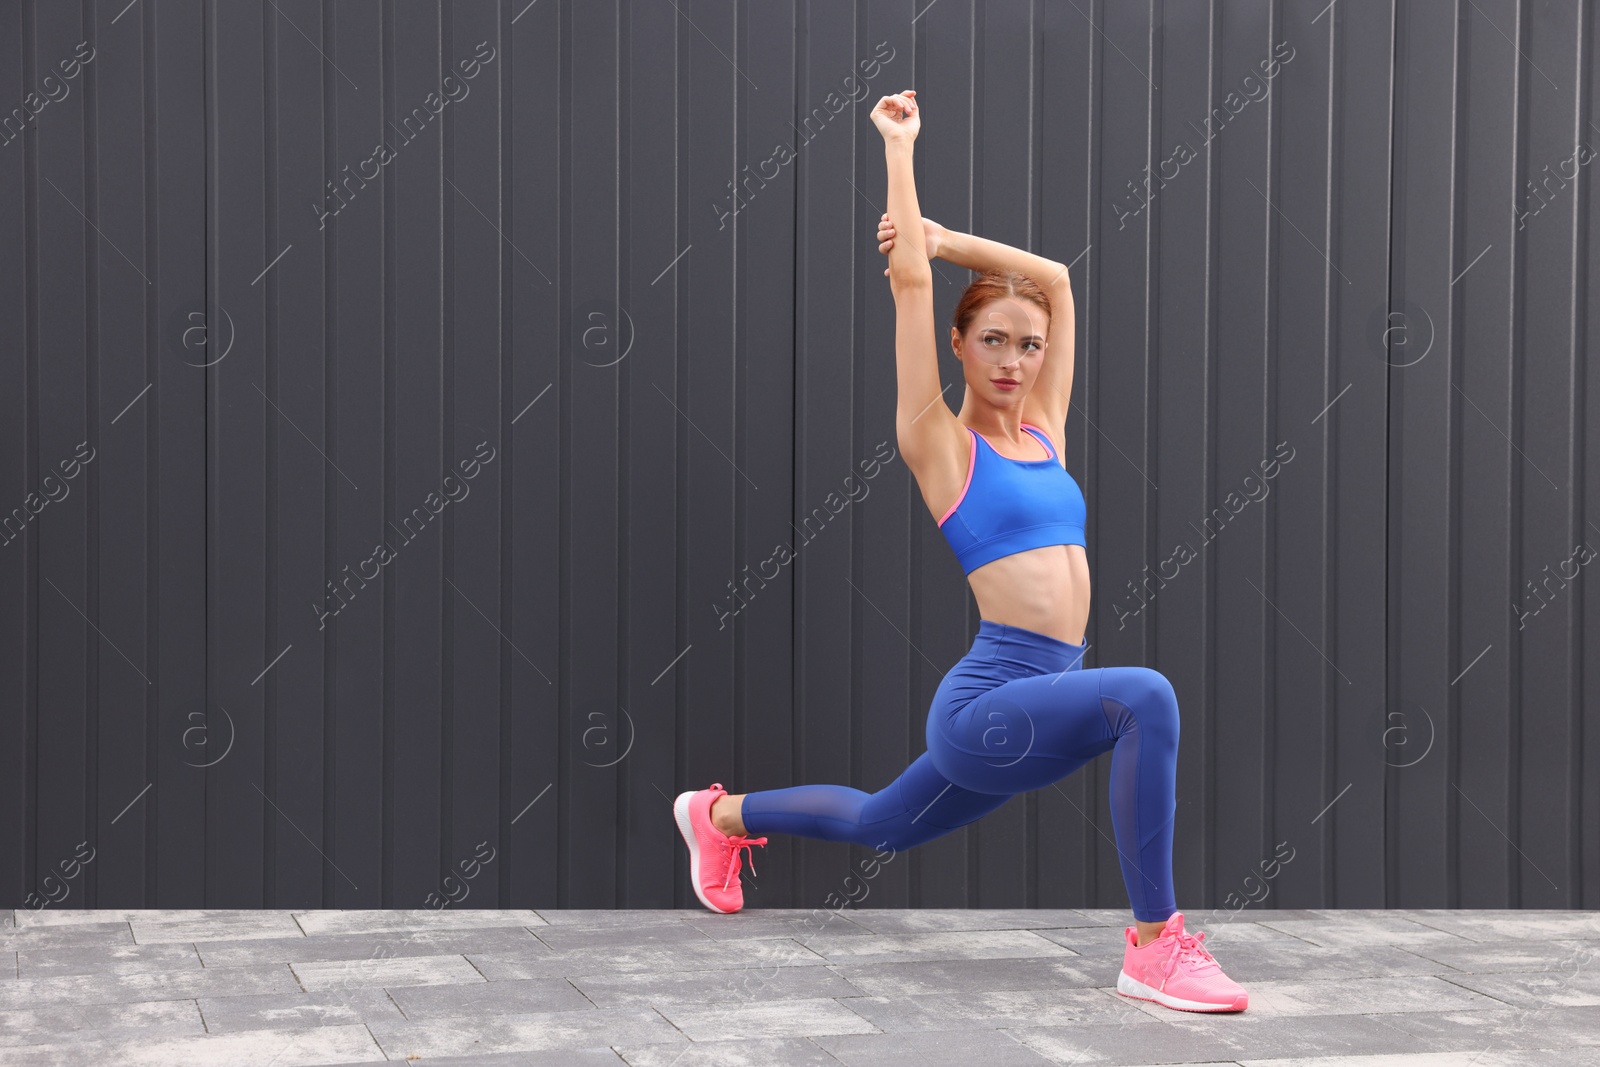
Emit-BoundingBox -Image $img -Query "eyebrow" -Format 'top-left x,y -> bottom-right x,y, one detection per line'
981,327 -> 1046,342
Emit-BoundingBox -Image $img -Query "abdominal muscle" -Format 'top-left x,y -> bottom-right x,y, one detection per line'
965,543 -> 1091,646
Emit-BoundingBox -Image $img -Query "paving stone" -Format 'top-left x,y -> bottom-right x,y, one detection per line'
616,1036 -> 853,1065
1373,1004 -> 1600,1051
534,919 -> 717,951
534,909 -> 698,926
830,954 -> 1106,997
1402,910 -> 1600,943
195,923 -> 542,967
0,999 -> 205,1047
15,941 -> 203,979
1402,937 -> 1598,974
1034,919 -> 1306,959
325,1052 -> 626,1067
1220,974 -> 1508,1017
291,953 -> 485,991
655,995 -> 881,1041
369,1006 -> 682,1058
1236,1052 -> 1600,1067
570,961 -> 862,1007
1030,921 -> 1305,959
130,912 -> 303,944
814,1027 -> 1062,1065
834,907 -> 1102,934
388,975 -> 592,1017
840,986 -> 1148,1034
1192,917 -> 1344,950
0,922 -> 135,952
11,909 -> 170,928
0,962 -> 300,1009
1070,908 -> 1146,924
1434,963 -> 1600,1008
1006,1015 -> 1253,1065
0,1022 -> 385,1066
1199,943 -> 1452,983
1254,915 -> 1474,950
798,928 -> 1078,966
1164,1012 -> 1436,1061
683,909 -> 878,943
2,951 -> 15,979
197,987 -> 407,1031
293,908 -> 548,936
469,937 -> 829,980
1028,929 -> 1133,959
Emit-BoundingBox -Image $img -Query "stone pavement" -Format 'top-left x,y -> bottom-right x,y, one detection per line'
0,906 -> 1596,1065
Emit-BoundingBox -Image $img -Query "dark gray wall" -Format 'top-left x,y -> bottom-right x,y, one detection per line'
2,0 -> 1595,913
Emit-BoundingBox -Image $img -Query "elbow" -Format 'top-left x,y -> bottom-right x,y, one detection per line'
1047,270 -> 1075,309
889,262 -> 934,291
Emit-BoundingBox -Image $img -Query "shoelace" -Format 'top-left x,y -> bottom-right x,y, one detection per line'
1157,928 -> 1217,989
720,833 -> 769,891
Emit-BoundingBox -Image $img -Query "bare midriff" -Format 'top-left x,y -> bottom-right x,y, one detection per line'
965,542 -> 1091,646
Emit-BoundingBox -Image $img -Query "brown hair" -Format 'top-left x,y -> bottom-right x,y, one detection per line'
951,269 -> 1053,338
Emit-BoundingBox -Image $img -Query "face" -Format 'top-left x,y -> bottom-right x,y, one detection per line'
950,296 -> 1049,401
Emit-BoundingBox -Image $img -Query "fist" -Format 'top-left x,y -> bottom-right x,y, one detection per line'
869,90 -> 919,143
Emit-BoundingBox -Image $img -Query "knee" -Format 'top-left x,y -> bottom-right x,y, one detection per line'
1102,667 -> 1180,743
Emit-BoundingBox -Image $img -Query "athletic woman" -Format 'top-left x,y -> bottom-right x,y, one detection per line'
674,89 -> 1249,1013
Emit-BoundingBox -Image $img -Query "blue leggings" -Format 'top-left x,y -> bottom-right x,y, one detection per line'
739,619 -> 1179,922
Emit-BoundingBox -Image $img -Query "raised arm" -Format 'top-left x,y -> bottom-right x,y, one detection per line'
870,91 -> 956,469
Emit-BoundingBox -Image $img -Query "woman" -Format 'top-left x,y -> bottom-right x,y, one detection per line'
674,90 -> 1248,1013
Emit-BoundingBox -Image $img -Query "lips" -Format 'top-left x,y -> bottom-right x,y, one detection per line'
993,378 -> 1018,387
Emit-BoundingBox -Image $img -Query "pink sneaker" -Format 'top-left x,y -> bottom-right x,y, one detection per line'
672,782 -> 768,914
1116,911 -> 1248,1012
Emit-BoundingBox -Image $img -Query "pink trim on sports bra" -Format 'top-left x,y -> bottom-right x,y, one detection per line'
1019,423 -> 1058,461
938,423 -> 1059,526
937,427 -> 979,527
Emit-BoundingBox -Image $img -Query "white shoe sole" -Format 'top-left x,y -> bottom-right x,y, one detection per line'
1117,970 -> 1247,1012
673,790 -> 734,914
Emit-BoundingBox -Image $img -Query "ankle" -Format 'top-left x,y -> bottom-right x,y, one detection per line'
710,794 -> 746,836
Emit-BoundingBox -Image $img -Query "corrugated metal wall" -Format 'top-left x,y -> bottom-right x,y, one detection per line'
2,0 -> 1594,912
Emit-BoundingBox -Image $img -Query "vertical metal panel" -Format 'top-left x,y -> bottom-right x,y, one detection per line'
91,0 -> 158,909
505,0 -> 559,905
387,0 -> 447,910
32,0 -> 92,912
1,0 -> 1594,913
151,0 -> 211,908
265,0 -> 330,908
209,0 -> 269,906
1327,0 -> 1394,912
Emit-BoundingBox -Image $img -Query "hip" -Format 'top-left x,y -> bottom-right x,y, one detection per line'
929,618 -> 1090,715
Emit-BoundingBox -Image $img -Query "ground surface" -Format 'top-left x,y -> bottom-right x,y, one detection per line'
0,906 -> 1596,1065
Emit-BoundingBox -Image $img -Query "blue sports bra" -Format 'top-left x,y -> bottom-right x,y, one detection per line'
937,422 -> 1087,574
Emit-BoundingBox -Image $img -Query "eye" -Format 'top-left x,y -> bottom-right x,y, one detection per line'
1022,341 -> 1041,352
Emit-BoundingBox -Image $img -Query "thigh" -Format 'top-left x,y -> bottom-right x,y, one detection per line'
928,667 -> 1118,795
